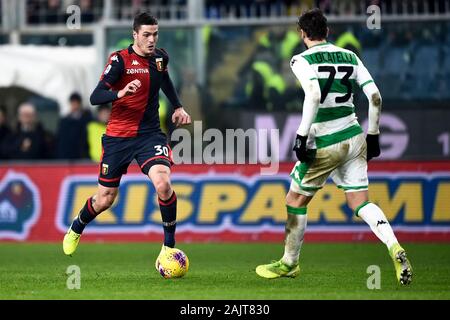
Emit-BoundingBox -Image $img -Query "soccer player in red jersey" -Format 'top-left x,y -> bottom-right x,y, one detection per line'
63,12 -> 191,256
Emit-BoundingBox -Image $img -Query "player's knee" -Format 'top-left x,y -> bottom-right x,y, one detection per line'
285,193 -> 296,206
95,194 -> 116,212
345,191 -> 369,212
155,179 -> 172,199
96,199 -> 113,212
348,200 -> 363,212
286,190 -> 312,208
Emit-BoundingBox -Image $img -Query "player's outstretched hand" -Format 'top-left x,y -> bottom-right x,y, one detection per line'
118,79 -> 141,98
172,107 -> 192,127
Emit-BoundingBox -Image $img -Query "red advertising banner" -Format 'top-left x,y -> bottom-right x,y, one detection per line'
0,161 -> 449,242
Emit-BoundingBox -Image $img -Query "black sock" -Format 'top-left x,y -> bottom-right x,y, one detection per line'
159,191 -> 177,248
70,197 -> 98,234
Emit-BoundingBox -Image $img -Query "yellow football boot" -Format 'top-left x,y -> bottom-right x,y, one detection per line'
256,260 -> 300,279
389,243 -> 413,285
63,229 -> 81,256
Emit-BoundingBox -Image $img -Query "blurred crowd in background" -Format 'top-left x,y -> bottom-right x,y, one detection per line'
2,18 -> 449,161
0,93 -> 110,161
22,0 -> 450,24
1,0 -> 450,161
26,0 -> 102,24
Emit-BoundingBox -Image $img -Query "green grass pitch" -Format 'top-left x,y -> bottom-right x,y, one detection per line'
1,243 -> 449,299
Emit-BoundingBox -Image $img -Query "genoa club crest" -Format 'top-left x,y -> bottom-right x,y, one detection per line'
156,58 -> 163,71
102,163 -> 109,175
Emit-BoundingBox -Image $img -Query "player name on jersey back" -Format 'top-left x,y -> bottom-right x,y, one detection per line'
290,42 -> 375,149
302,50 -> 358,65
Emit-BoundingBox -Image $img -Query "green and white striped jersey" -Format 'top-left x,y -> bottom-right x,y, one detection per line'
290,42 -> 375,149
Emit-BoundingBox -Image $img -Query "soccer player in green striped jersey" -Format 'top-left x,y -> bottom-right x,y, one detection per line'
255,8 -> 413,285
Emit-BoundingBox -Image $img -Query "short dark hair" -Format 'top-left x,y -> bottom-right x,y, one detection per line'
133,12 -> 158,32
97,104 -> 111,113
69,92 -> 82,103
297,8 -> 328,41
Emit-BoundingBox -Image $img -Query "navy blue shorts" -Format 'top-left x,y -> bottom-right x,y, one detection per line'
98,132 -> 173,188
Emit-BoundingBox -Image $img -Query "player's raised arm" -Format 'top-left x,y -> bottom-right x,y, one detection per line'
90,53 -> 141,105
355,55 -> 382,160
290,56 -> 321,162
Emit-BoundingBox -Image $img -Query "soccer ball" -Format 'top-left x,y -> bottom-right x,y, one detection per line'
155,247 -> 189,279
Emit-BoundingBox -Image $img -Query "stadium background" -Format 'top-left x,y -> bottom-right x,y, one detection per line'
0,0 -> 450,241
0,0 -> 449,244
1,0 -> 450,301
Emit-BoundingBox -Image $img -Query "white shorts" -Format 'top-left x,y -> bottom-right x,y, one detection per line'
290,133 -> 368,197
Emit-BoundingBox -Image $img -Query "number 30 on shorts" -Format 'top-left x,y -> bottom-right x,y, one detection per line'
154,145 -> 169,157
